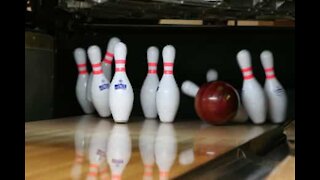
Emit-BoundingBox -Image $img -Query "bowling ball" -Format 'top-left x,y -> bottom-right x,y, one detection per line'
195,81 -> 238,125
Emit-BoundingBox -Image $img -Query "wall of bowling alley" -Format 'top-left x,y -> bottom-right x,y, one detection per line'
45,26 -> 295,122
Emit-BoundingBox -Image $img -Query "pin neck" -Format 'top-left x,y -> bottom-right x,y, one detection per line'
77,63 -> 88,75
103,52 -> 114,64
264,67 -> 276,79
115,59 -> 126,72
241,67 -> 254,80
148,62 -> 157,74
92,63 -> 103,75
163,62 -> 174,74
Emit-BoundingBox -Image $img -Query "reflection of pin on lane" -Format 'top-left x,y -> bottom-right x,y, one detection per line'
155,123 -> 177,180
87,120 -> 112,180
71,117 -> 95,180
102,37 -> 121,81
139,119 -> 158,180
179,148 -> 194,165
107,124 -> 132,180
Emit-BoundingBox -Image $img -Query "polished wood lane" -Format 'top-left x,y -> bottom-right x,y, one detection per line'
26,115 -> 277,180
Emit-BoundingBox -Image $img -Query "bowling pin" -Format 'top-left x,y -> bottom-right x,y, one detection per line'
236,49 -> 267,124
206,69 -> 218,82
88,45 -> 111,117
156,45 -> 180,123
109,42 -> 134,123
87,72 -> 93,102
87,120 -> 112,180
260,50 -> 287,123
107,124 -> 132,180
102,37 -> 121,81
155,123 -> 177,180
181,80 -> 199,97
140,46 -> 160,119
139,119 -> 158,180
74,48 -> 95,114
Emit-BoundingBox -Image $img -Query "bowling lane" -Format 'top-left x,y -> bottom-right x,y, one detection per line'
25,115 -> 278,180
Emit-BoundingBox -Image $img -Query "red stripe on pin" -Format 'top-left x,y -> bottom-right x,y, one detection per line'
264,67 -> 274,72
112,174 -> 121,180
148,70 -> 157,74
148,62 -> 157,66
244,74 -> 254,80
116,68 -> 126,72
77,63 -> 86,68
164,70 -> 173,74
92,63 -> 101,68
160,171 -> 169,177
93,70 -> 103,75
87,172 -> 98,176
79,70 -> 88,75
115,60 -> 126,64
164,62 -> 174,66
241,67 -> 252,72
99,168 -> 109,174
103,59 -> 112,64
144,172 -> 153,176
266,74 -> 275,79
105,52 -> 114,58
90,164 -> 99,168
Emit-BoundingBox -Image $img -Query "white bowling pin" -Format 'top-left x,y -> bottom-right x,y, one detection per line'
206,69 -> 218,82
260,50 -> 287,123
87,120 -> 112,180
237,49 -> 267,124
87,72 -> 93,102
181,80 -> 199,97
107,124 -> 132,180
74,48 -> 94,114
71,117 -> 94,180
139,119 -> 158,180
140,46 -> 160,119
102,37 -> 121,81
88,45 -> 111,117
156,45 -> 180,123
109,42 -> 134,123
155,123 -> 177,180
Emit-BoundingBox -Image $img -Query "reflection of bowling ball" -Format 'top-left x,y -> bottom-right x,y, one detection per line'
195,81 -> 238,125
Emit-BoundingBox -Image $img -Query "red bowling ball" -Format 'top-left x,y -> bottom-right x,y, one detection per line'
195,81 -> 238,125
